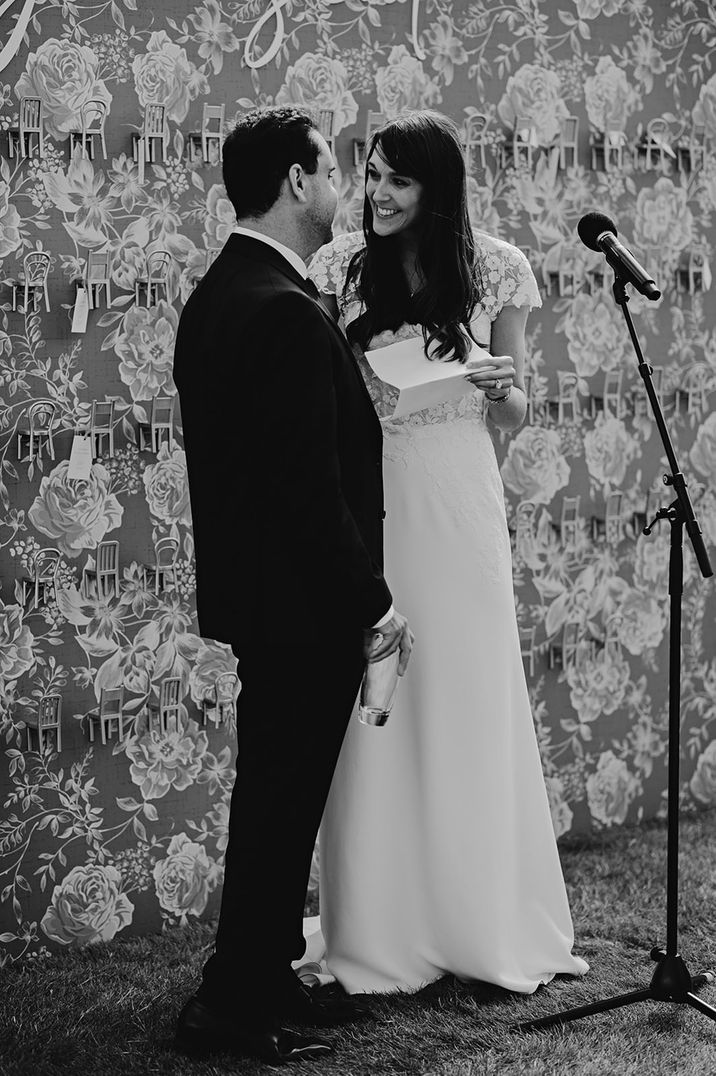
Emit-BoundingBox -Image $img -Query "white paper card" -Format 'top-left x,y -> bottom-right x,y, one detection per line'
364,337 -> 493,418
71,286 -> 89,333
67,431 -> 93,481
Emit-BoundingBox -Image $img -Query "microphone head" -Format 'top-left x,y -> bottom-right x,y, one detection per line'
577,211 -> 618,251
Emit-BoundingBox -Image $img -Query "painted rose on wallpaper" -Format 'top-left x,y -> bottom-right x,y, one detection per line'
497,64 -> 569,146
14,38 -> 112,140
142,444 -> 192,527
501,427 -> 571,504
633,176 -> 693,257
692,72 -> 716,141
586,750 -> 641,827
690,741 -> 716,804
583,55 -> 640,131
0,175 -> 22,259
153,833 -> 221,925
689,411 -> 716,483
276,53 -> 358,135
375,44 -> 441,119
41,863 -> 133,946
0,600 -> 35,682
562,292 -> 627,378
116,299 -> 179,402
132,30 -> 208,124
27,462 -> 123,559
583,416 -> 639,489
204,182 -> 235,248
188,639 -> 239,709
126,720 -> 208,800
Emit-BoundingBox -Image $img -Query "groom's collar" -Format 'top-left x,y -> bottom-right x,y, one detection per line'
232,225 -> 308,280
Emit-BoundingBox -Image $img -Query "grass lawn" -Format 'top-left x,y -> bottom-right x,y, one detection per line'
2,809 -> 716,1076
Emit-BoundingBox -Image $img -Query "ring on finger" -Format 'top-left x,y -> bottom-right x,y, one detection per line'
494,378 -> 503,391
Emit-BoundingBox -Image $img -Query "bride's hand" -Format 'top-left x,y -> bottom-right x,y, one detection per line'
463,353 -> 516,395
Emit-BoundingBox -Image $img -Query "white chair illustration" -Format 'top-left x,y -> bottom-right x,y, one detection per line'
548,370 -> 581,424
189,103 -> 225,163
354,110 -> 385,166
143,536 -> 179,595
9,251 -> 51,313
590,369 -> 624,419
135,250 -> 171,306
631,364 -> 663,417
83,249 -> 112,309
591,490 -> 623,545
17,400 -> 57,462
676,122 -> 706,172
8,96 -> 44,159
138,395 -> 175,453
548,620 -> 583,671
21,547 -> 60,610
462,112 -> 490,170
675,362 -> 711,416
514,500 -> 537,558
316,108 -> 335,157
554,495 -> 581,548
640,117 -> 674,171
81,540 -> 120,600
86,686 -> 127,744
147,676 -> 182,735
70,99 -> 108,160
202,672 -> 240,728
519,625 -> 537,678
501,116 -> 537,169
559,115 -> 579,169
77,399 -> 115,458
25,694 -> 62,753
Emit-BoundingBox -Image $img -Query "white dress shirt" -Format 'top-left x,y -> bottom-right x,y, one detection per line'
231,225 -> 393,632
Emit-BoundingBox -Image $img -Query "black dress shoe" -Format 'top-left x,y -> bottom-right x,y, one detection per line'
174,996 -> 334,1064
281,984 -> 374,1027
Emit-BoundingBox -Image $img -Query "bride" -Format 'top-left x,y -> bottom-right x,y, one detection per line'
304,109 -> 588,996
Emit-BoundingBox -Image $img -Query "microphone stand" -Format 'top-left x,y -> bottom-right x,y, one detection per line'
515,264 -> 715,1034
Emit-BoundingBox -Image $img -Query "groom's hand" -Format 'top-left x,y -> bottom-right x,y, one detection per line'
364,611 -> 414,675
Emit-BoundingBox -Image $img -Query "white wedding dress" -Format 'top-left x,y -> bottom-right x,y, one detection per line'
297,230 -> 589,995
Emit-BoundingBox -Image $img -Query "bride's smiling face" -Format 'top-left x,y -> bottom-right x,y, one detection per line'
365,148 -> 424,240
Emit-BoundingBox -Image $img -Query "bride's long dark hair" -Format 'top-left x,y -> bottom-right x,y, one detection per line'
344,109 -> 480,363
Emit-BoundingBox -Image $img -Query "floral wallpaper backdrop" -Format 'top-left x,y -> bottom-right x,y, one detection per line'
1,0 -> 716,966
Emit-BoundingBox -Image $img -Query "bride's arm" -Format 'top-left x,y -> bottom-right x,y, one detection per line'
483,304 -> 529,433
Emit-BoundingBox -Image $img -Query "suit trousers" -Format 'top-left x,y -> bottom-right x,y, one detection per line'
198,628 -> 365,1019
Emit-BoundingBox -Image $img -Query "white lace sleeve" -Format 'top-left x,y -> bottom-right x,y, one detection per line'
473,231 -> 542,320
307,231 -> 365,299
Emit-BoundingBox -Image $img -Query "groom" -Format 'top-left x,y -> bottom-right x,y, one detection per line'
171,107 -> 412,1064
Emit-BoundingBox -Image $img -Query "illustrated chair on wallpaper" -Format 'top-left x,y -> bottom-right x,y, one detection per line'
132,103 -> 167,164
590,369 -> 624,419
500,116 -> 537,169
138,395 -> 175,453
522,370 -> 536,424
462,112 -> 490,170
548,620 -> 591,671
514,499 -> 537,558
676,121 -> 707,172
70,99 -> 108,160
353,110 -> 385,166
675,247 -> 711,294
632,487 -> 655,535
21,547 -> 60,610
316,108 -> 335,157
552,495 -> 581,549
8,250 -> 51,313
675,362 -> 711,416
559,115 -> 579,169
547,370 -> 581,424
604,613 -> 624,661
83,250 -> 112,309
188,102 -> 225,163
147,676 -> 181,735
591,490 -> 623,545
591,125 -> 628,171
201,672 -> 240,729
135,250 -> 171,306
25,694 -> 62,753
16,400 -> 57,462
86,686 -> 127,744
81,540 -> 120,600
143,536 -> 179,595
639,117 -> 675,171
76,399 -> 115,458
8,96 -> 44,159
519,625 -> 537,678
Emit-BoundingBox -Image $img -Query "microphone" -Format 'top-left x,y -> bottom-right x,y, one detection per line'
577,211 -> 661,301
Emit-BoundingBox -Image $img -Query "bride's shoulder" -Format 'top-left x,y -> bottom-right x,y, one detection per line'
471,228 -> 542,311
308,230 -> 365,295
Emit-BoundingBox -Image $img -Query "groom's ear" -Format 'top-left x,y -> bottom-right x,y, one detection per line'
286,163 -> 308,203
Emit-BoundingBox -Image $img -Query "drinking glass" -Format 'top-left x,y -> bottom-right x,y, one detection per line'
358,647 -> 400,726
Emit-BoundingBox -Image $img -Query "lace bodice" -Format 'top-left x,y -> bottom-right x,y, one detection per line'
308,229 -> 542,434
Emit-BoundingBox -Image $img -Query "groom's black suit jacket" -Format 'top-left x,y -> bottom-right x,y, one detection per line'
172,233 -> 392,652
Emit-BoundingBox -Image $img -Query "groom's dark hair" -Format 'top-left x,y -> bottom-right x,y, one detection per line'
222,106 -> 321,219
